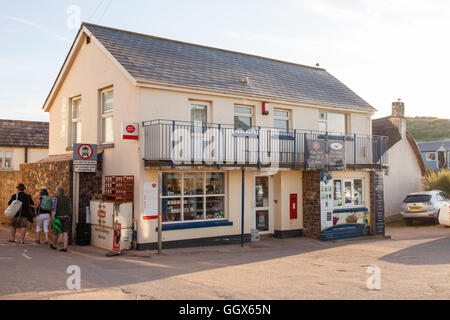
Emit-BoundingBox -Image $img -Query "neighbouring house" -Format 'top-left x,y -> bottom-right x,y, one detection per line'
372,101 -> 426,219
417,140 -> 450,170
0,119 -> 49,170
41,23 -> 388,249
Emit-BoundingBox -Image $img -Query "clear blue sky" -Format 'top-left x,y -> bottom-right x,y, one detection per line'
1,0 -> 450,121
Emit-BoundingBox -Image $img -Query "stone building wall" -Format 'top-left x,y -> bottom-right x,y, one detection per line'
302,170 -> 321,239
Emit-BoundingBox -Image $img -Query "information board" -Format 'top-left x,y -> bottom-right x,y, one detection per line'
306,136 -> 345,170
373,171 -> 385,235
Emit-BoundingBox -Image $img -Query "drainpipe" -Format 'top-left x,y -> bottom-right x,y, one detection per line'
24,146 -> 28,164
241,168 -> 245,247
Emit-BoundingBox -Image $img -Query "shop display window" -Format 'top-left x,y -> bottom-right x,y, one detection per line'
161,172 -> 226,223
333,178 -> 364,208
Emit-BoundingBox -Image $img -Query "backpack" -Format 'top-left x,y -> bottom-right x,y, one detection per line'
4,193 -> 22,218
40,196 -> 53,211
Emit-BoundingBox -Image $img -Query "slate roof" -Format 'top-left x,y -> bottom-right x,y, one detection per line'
417,141 -> 450,152
83,23 -> 375,112
0,120 -> 49,148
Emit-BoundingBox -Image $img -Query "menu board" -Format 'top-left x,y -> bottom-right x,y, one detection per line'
373,171 -> 385,235
306,137 -> 345,170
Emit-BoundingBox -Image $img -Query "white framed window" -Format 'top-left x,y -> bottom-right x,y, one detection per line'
273,109 -> 290,132
190,102 -> 208,133
234,105 -> 253,131
319,111 -> 347,134
101,89 -> 114,143
333,178 -> 363,207
0,150 -> 12,169
426,152 -> 436,161
70,97 -> 82,146
161,172 -> 226,222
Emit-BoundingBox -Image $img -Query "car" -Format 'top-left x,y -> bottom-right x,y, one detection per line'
400,190 -> 450,225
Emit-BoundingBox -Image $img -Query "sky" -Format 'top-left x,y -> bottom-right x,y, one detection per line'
1,0 -> 450,122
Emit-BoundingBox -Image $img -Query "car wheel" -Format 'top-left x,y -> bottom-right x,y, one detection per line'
434,213 -> 440,225
404,218 -> 413,226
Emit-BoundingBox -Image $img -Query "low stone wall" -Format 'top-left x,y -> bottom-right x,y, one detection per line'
0,158 -> 102,231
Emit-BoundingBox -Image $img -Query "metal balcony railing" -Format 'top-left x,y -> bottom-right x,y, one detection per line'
143,119 -> 388,169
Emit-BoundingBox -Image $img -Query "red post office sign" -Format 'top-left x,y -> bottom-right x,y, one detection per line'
122,122 -> 139,140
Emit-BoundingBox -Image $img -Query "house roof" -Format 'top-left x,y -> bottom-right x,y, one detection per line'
0,120 -> 49,148
372,117 -> 426,176
44,23 -> 376,113
417,141 -> 450,152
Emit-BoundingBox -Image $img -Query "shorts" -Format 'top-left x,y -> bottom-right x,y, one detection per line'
53,216 -> 71,233
10,216 -> 28,229
36,213 -> 51,233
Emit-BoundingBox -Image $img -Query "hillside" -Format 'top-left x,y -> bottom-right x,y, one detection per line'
406,117 -> 450,142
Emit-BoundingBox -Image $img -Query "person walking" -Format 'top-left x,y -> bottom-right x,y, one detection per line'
50,186 -> 72,252
35,188 -> 52,244
8,183 -> 34,244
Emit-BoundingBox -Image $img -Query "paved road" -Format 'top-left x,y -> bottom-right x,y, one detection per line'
0,225 -> 449,300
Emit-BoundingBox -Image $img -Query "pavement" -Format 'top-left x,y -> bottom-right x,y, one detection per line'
0,224 -> 449,300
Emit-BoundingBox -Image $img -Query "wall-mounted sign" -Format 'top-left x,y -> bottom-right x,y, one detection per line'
122,122 -> 139,140
143,182 -> 158,220
305,136 -> 345,170
73,143 -> 97,172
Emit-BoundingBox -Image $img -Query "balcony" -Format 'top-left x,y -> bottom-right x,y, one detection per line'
143,120 -> 388,170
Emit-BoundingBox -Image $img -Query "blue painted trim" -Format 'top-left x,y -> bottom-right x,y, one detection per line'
317,134 -> 345,140
273,134 -> 295,141
333,207 -> 368,213
158,220 -> 233,231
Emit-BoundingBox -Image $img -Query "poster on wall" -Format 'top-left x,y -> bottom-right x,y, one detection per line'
320,179 -> 371,241
306,136 -> 345,170
143,182 -> 158,220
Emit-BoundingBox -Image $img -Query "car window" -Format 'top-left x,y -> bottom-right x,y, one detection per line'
403,195 -> 432,203
439,192 -> 449,201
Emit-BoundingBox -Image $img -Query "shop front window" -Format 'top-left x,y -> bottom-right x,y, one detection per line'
161,172 -> 226,223
333,178 -> 364,208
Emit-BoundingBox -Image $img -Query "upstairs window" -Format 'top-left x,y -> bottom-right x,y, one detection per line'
234,106 -> 253,132
190,103 -> 208,133
71,97 -> 82,145
273,109 -> 290,132
319,111 -> 347,134
101,89 -> 114,143
0,150 -> 12,169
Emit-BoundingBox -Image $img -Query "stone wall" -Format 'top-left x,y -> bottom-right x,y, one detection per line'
302,170 -> 321,239
0,158 -> 102,230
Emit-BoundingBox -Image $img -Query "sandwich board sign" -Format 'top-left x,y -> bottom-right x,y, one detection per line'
73,144 -> 98,172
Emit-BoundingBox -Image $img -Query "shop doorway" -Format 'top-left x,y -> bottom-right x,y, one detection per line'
253,176 -> 273,234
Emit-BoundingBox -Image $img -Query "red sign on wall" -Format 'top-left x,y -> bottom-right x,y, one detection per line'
122,122 -> 139,140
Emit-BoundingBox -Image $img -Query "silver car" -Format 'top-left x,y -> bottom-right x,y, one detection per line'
400,190 -> 450,225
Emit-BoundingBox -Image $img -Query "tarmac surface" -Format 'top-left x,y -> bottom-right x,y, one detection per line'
0,224 -> 449,300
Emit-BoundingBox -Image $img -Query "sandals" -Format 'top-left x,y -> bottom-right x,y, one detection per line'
8,239 -> 15,243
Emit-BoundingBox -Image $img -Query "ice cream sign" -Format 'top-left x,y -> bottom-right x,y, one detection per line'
122,122 -> 139,140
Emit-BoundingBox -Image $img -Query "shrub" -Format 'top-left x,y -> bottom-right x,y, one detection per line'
422,170 -> 450,195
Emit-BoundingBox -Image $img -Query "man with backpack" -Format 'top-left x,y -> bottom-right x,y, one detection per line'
8,183 -> 35,244
35,188 -> 52,244
50,186 -> 72,252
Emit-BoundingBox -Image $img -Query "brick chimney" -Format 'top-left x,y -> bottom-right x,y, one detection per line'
390,100 -> 406,139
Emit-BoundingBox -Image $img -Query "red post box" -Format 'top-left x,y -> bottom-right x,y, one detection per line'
290,193 -> 298,219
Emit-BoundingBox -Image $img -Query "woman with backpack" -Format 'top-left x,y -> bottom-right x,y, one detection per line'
35,188 -> 52,244
8,183 -> 34,244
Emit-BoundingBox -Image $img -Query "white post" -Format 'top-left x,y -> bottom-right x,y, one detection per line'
72,171 -> 80,245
